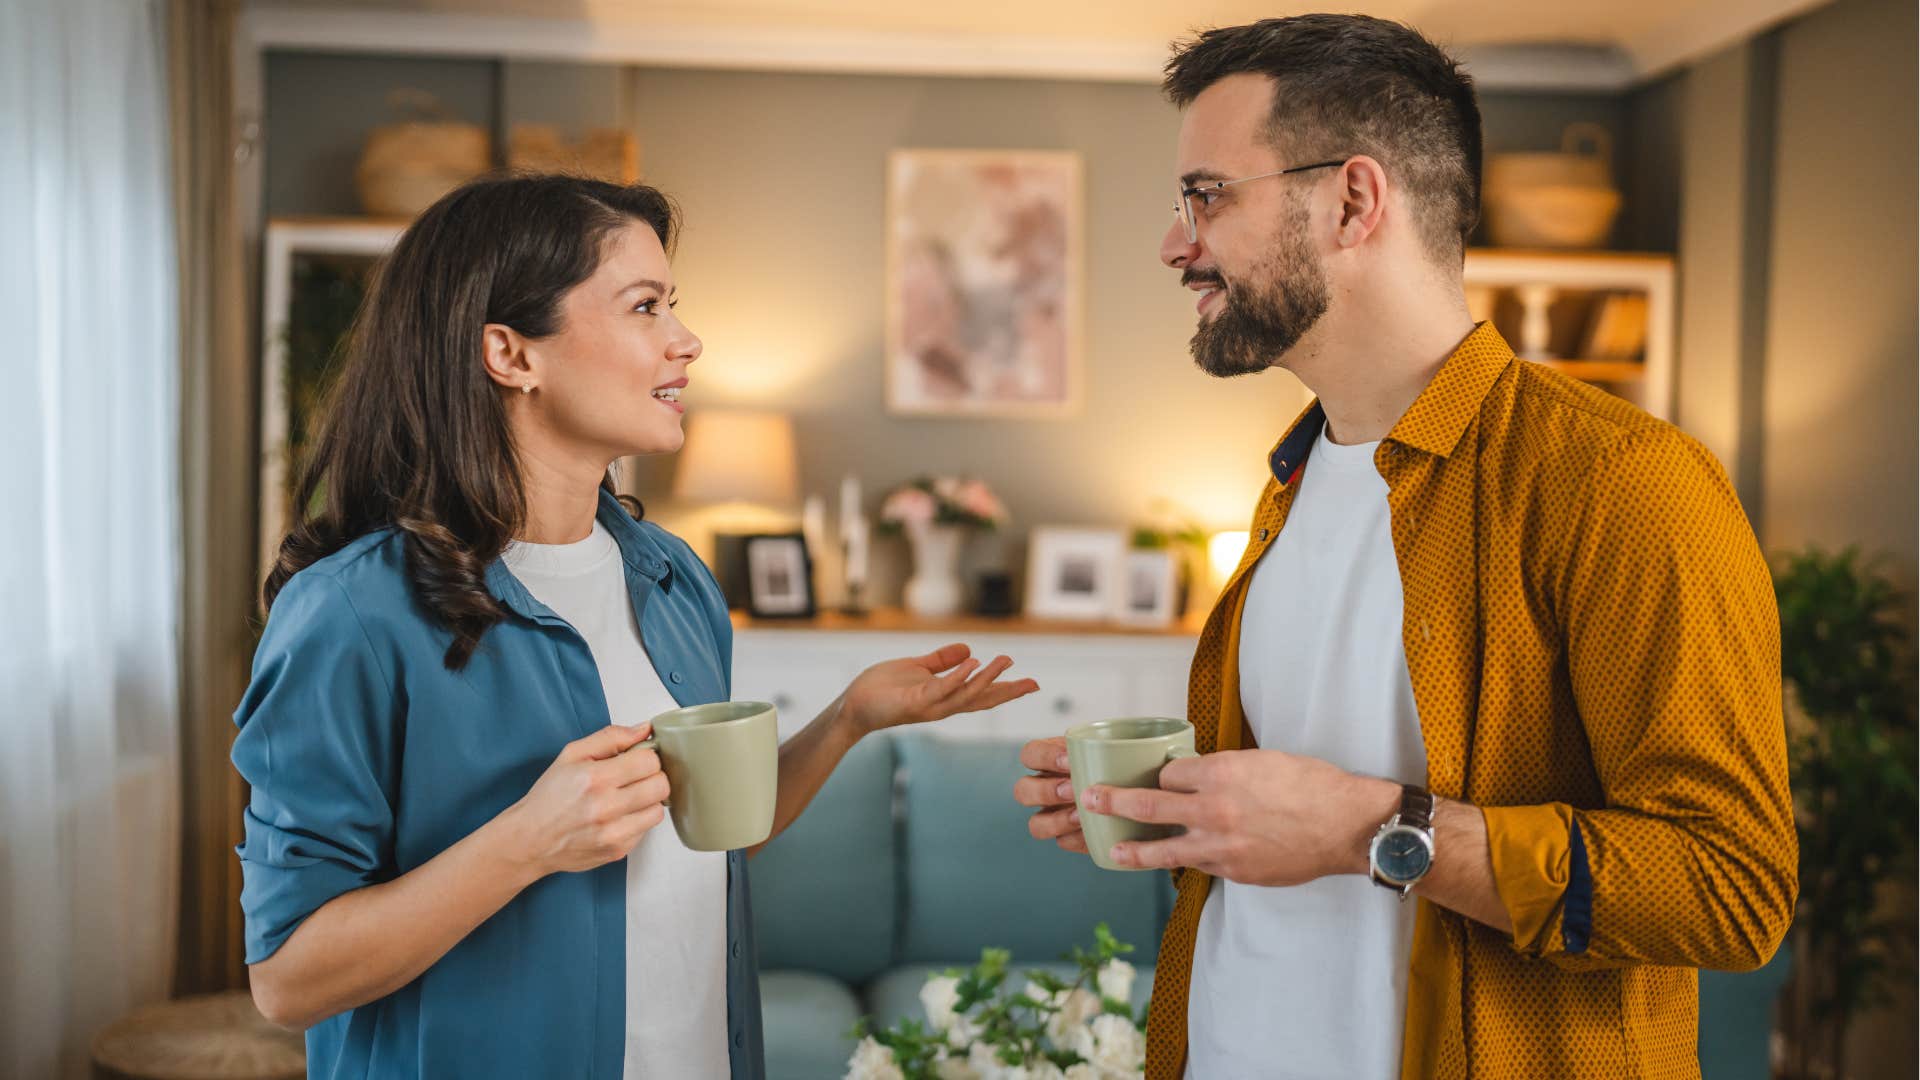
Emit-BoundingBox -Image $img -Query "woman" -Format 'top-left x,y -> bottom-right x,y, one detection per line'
234,175 -> 1037,1079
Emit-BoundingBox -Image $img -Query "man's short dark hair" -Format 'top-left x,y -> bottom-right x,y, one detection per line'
1164,14 -> 1482,263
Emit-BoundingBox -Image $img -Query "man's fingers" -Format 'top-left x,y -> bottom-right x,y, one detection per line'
1019,737 -> 1070,774
1028,806 -> 1082,842
1055,832 -> 1089,855
1014,774 -> 1074,808
1159,753 -> 1208,792
1082,783 -> 1203,826
1111,833 -> 1204,871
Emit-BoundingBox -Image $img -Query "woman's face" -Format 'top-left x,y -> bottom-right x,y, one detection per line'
522,221 -> 702,460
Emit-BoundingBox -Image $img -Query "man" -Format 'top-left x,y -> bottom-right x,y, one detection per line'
1013,15 -> 1795,1079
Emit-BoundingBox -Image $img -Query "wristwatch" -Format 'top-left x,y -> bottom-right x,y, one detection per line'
1368,784 -> 1436,899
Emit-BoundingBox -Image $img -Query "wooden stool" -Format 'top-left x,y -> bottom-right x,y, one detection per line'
91,990 -> 304,1080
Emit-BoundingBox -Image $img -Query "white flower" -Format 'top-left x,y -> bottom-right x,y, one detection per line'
934,1052 -> 981,1080
921,974 -> 964,1034
1063,1066 -> 1099,1080
845,1036 -> 906,1080
1028,1063 -> 1067,1080
945,1013 -> 982,1051
1095,959 -> 1135,1005
1086,1014 -> 1146,1075
1043,988 -> 1101,1051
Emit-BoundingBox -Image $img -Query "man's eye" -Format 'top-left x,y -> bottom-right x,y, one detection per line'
1197,190 -> 1223,208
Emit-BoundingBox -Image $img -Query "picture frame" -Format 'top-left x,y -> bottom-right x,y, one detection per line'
743,533 -> 816,619
258,218 -> 404,589
1114,549 -> 1180,627
1024,528 -> 1126,621
885,149 -> 1083,418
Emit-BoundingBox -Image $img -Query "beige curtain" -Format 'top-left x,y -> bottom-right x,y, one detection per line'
168,0 -> 256,996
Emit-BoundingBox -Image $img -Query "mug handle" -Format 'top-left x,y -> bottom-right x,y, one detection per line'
626,735 -> 667,805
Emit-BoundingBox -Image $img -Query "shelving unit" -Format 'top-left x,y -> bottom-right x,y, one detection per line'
1463,248 -> 1675,419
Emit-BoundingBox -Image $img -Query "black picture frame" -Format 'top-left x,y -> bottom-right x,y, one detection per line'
742,533 -> 816,619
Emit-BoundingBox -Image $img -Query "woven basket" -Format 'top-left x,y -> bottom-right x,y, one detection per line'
1484,122 -> 1621,248
91,990 -> 304,1080
354,88 -> 491,219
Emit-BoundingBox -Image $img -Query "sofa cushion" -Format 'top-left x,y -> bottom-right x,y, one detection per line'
752,734 -> 898,985
895,733 -> 1171,966
865,962 -> 1157,1031
760,969 -> 864,1080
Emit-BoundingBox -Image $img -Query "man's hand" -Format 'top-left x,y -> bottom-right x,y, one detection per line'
1014,736 -> 1086,854
1081,748 -> 1401,885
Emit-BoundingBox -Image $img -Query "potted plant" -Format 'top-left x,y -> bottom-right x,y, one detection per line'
1773,548 -> 1917,1080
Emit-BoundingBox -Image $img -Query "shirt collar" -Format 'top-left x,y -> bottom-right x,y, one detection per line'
485,487 -> 675,625
1265,321 -> 1516,484
1383,321 -> 1516,458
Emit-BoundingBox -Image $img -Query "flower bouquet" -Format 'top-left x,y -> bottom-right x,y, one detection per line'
845,924 -> 1146,1080
877,476 -> 1010,533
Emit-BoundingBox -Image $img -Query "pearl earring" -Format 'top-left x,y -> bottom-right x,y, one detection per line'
521,383 -> 532,395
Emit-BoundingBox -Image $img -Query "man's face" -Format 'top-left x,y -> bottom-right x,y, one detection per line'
1160,73 -> 1331,378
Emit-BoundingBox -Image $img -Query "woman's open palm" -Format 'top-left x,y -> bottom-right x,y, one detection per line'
840,643 -> 1039,735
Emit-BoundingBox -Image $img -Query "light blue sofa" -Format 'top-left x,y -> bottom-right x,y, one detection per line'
751,733 -> 1169,1080
749,732 -> 1792,1080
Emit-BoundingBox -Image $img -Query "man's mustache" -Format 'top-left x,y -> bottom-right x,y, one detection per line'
1181,268 -> 1226,290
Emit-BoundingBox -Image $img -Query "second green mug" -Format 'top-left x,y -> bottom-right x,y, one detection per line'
1066,716 -> 1198,872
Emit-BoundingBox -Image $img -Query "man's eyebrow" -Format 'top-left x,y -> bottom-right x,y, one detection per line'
1179,168 -> 1228,188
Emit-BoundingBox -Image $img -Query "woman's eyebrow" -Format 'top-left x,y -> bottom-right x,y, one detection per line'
618,278 -> 674,297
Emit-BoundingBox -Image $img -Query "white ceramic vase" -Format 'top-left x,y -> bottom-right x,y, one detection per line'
903,523 -> 965,618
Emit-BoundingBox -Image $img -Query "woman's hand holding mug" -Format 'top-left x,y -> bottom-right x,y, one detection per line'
503,723 -> 670,874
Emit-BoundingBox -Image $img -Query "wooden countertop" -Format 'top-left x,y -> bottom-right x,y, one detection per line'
729,607 -> 1207,638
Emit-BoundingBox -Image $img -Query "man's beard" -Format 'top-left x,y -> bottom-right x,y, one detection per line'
1186,200 -> 1330,378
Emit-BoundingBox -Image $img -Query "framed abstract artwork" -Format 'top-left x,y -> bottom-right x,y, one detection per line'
885,149 -> 1083,417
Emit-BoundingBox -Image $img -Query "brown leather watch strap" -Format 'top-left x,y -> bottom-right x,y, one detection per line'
1399,785 -> 1434,831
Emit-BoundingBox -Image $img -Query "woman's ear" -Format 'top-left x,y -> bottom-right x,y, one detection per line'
481,323 -> 535,393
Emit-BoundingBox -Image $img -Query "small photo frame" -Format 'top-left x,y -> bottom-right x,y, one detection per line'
1115,549 -> 1179,627
1024,528 -> 1126,621
743,533 -> 816,619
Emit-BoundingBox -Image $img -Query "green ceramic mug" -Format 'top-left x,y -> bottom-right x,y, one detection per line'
1067,717 -> 1199,872
634,701 -> 778,852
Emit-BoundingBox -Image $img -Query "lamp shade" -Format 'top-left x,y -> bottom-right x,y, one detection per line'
672,409 -> 800,507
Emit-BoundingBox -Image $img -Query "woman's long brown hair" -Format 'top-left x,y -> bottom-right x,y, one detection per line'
263,174 -> 676,669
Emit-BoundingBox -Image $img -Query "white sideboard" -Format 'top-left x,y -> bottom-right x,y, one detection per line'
730,610 -> 1201,743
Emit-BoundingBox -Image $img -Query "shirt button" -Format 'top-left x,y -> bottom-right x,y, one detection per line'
1258,528 -> 1269,541
731,940 -> 742,958
670,672 -> 684,685
733,1033 -> 744,1049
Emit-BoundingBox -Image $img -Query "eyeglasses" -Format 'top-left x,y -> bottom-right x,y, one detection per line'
1173,160 -> 1347,243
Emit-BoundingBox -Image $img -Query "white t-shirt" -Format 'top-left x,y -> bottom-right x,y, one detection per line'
1185,422 -> 1428,1079
502,523 -> 731,1080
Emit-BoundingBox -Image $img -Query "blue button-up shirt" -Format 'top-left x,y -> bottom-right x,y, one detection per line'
233,489 -> 765,1079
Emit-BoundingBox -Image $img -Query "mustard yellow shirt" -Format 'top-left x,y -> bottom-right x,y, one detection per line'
1145,323 -> 1797,1080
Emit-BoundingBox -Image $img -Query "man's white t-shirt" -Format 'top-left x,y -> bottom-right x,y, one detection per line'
503,523 -> 731,1080
1185,422 -> 1428,1079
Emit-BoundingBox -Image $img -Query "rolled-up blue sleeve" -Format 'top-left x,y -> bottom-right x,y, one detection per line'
232,571 -> 399,963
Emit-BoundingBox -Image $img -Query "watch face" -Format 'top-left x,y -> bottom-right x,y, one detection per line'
1375,826 -> 1433,883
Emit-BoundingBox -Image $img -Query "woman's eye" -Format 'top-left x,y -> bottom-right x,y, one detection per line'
634,298 -> 660,314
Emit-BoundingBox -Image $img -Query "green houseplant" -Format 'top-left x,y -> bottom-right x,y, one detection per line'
1773,548 -> 1917,1079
